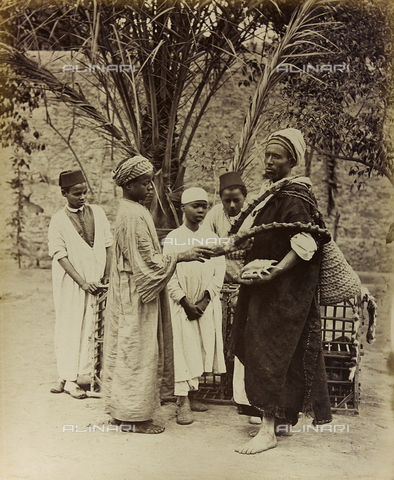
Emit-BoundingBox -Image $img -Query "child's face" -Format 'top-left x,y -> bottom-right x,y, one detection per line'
62,182 -> 87,209
220,188 -> 245,217
182,201 -> 208,225
125,172 -> 154,202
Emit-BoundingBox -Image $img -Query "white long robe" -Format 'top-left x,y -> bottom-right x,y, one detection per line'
102,199 -> 177,422
163,224 -> 227,383
48,204 -> 113,381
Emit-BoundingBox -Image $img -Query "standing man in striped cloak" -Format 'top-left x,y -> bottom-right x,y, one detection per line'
102,157 -> 213,434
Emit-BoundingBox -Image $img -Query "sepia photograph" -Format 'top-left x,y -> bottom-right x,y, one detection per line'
0,0 -> 393,479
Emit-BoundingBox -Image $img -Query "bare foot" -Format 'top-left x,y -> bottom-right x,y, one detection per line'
120,420 -> 165,434
236,432 -> 277,454
237,416 -> 277,454
274,417 -> 293,436
249,426 -> 292,437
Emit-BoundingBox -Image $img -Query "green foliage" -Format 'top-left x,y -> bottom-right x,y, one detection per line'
5,0 -> 300,228
239,0 -> 393,214
0,1 -> 45,264
230,0 -> 335,175
189,134 -> 235,200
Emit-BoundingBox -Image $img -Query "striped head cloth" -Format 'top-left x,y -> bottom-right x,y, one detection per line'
112,156 -> 154,187
266,128 -> 306,165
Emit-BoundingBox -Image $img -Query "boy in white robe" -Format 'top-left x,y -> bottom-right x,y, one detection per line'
163,187 -> 226,425
48,170 -> 113,399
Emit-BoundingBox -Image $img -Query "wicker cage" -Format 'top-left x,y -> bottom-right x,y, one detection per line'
88,286 -> 108,397
89,285 -> 366,414
194,291 -> 365,414
321,302 -> 363,413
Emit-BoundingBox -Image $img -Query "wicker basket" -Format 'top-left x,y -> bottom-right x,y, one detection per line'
319,240 -> 361,306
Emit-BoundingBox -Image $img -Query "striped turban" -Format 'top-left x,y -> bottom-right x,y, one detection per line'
266,128 -> 306,165
112,156 -> 154,187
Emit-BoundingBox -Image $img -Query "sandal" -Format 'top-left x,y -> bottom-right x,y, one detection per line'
64,383 -> 87,399
190,399 -> 208,412
50,379 -> 65,394
176,403 -> 194,425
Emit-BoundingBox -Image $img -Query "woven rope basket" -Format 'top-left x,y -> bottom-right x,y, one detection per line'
319,240 -> 361,306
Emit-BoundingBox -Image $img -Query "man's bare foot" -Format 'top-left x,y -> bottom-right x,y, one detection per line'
120,420 -> 165,434
250,419 -> 293,437
236,416 -> 277,454
236,431 -> 277,454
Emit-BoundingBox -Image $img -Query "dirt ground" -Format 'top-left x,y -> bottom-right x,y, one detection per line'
0,258 -> 393,480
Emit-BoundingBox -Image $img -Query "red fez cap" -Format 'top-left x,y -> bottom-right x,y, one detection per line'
219,172 -> 245,193
59,170 -> 86,188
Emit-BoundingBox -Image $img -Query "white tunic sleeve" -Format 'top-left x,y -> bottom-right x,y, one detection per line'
122,213 -> 177,303
99,207 -> 113,248
205,255 -> 226,300
290,232 -> 317,261
163,238 -> 187,304
202,206 -> 219,235
48,215 -> 68,262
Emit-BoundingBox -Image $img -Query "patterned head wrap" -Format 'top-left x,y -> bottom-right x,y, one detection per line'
266,128 -> 306,165
112,156 -> 154,187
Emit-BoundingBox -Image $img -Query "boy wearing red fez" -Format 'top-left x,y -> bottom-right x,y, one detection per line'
204,172 -> 253,283
48,170 -> 113,399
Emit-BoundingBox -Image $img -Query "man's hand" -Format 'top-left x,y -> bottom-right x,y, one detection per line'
236,238 -> 254,251
233,273 -> 256,285
180,297 -> 204,320
245,266 -> 282,284
81,281 -> 100,295
178,246 -> 213,263
235,259 -> 281,284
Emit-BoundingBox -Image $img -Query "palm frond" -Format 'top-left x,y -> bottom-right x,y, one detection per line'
228,0 -> 333,174
6,0 -> 314,228
10,51 -> 135,156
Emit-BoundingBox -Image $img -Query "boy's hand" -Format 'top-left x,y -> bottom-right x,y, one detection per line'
81,282 -> 100,295
100,275 -> 110,285
180,297 -> 203,320
195,291 -> 210,313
